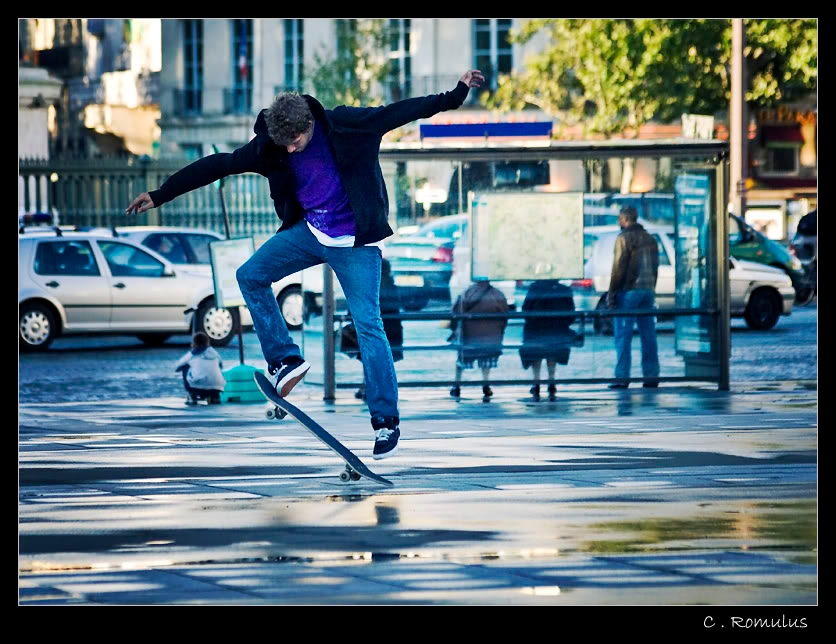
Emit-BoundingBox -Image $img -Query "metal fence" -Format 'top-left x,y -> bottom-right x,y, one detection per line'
18,156 -> 279,238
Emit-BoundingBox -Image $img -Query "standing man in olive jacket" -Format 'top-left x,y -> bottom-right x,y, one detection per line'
126,69 -> 485,459
606,206 -> 660,389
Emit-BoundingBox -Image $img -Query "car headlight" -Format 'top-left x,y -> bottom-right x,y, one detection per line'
789,257 -> 803,271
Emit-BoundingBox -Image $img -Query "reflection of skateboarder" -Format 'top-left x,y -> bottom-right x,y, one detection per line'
254,372 -> 392,486
127,69 -> 485,461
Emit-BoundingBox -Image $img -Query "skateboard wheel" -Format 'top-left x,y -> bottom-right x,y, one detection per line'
350,471 -> 362,481
265,405 -> 287,421
340,471 -> 351,482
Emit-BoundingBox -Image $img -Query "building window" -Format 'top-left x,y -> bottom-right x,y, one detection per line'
284,19 -> 304,92
230,19 -> 253,114
336,19 -> 357,60
387,19 -> 411,102
763,146 -> 800,175
757,125 -> 803,176
181,143 -> 202,161
335,19 -> 357,89
182,19 -> 203,115
472,19 -> 512,93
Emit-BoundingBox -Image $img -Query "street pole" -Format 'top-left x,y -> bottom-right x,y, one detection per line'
323,264 -> 336,402
213,144 -> 244,366
730,19 -> 748,220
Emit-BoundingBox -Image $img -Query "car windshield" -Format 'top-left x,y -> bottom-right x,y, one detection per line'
144,234 -> 189,264
413,217 -> 467,240
183,234 -> 218,264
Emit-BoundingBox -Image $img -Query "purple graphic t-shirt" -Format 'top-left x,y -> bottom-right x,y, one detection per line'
287,121 -> 356,239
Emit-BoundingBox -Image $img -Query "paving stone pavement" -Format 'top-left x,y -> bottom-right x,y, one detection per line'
18,380 -> 817,607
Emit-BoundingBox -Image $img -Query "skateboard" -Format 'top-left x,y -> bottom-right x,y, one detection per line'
254,372 -> 393,487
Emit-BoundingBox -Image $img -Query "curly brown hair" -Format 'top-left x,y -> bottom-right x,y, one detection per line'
265,92 -> 314,146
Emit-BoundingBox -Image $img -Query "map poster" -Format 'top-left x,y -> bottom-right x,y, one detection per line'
209,237 -> 255,308
471,192 -> 584,281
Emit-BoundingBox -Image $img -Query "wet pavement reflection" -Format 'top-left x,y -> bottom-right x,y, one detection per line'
19,381 -> 816,605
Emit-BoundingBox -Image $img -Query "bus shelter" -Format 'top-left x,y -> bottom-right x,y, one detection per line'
300,138 -> 731,398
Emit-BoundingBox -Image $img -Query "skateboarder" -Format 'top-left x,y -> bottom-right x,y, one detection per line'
126,69 -> 484,459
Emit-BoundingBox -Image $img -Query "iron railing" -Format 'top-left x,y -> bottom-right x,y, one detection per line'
172,88 -> 202,117
18,156 -> 278,237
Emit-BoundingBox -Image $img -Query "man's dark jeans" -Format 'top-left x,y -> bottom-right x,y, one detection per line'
236,222 -> 399,421
613,288 -> 660,382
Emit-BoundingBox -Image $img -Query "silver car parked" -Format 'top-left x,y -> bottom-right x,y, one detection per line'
19,231 -> 235,351
115,226 -> 305,330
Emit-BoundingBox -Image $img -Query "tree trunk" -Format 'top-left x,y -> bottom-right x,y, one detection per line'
620,157 -> 635,194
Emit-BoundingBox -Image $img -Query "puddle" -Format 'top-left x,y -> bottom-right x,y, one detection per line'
580,500 -> 817,555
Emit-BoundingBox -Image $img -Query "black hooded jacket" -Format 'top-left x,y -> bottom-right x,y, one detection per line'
149,82 -> 471,246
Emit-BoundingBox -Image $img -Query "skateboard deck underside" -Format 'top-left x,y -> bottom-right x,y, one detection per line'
254,372 -> 393,486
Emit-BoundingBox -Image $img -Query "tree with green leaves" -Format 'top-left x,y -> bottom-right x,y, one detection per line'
310,18 -> 391,109
487,18 -> 817,191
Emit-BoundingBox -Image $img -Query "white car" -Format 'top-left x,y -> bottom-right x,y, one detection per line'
19,231 -> 236,351
114,227 -> 304,330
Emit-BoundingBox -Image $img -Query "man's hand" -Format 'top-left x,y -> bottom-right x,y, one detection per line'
125,192 -> 155,215
459,69 -> 485,89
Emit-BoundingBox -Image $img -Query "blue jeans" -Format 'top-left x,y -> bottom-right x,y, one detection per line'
613,289 -> 660,382
236,222 -> 399,421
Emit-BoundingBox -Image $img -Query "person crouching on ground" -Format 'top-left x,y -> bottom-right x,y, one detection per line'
175,332 -> 226,405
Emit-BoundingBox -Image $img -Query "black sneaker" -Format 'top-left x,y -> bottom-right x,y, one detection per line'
482,385 -> 493,401
609,382 -> 629,389
372,416 -> 400,460
529,385 -> 541,402
268,356 -> 311,397
450,386 -> 461,399
547,384 -> 557,402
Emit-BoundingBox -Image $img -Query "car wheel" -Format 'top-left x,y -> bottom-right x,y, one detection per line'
137,334 -> 172,347
744,288 -> 782,330
277,286 -> 303,330
593,297 -> 614,336
196,298 -> 238,346
20,302 -> 58,352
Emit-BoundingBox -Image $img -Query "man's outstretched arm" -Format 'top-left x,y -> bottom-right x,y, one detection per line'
126,138 -> 264,214
332,69 -> 485,136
